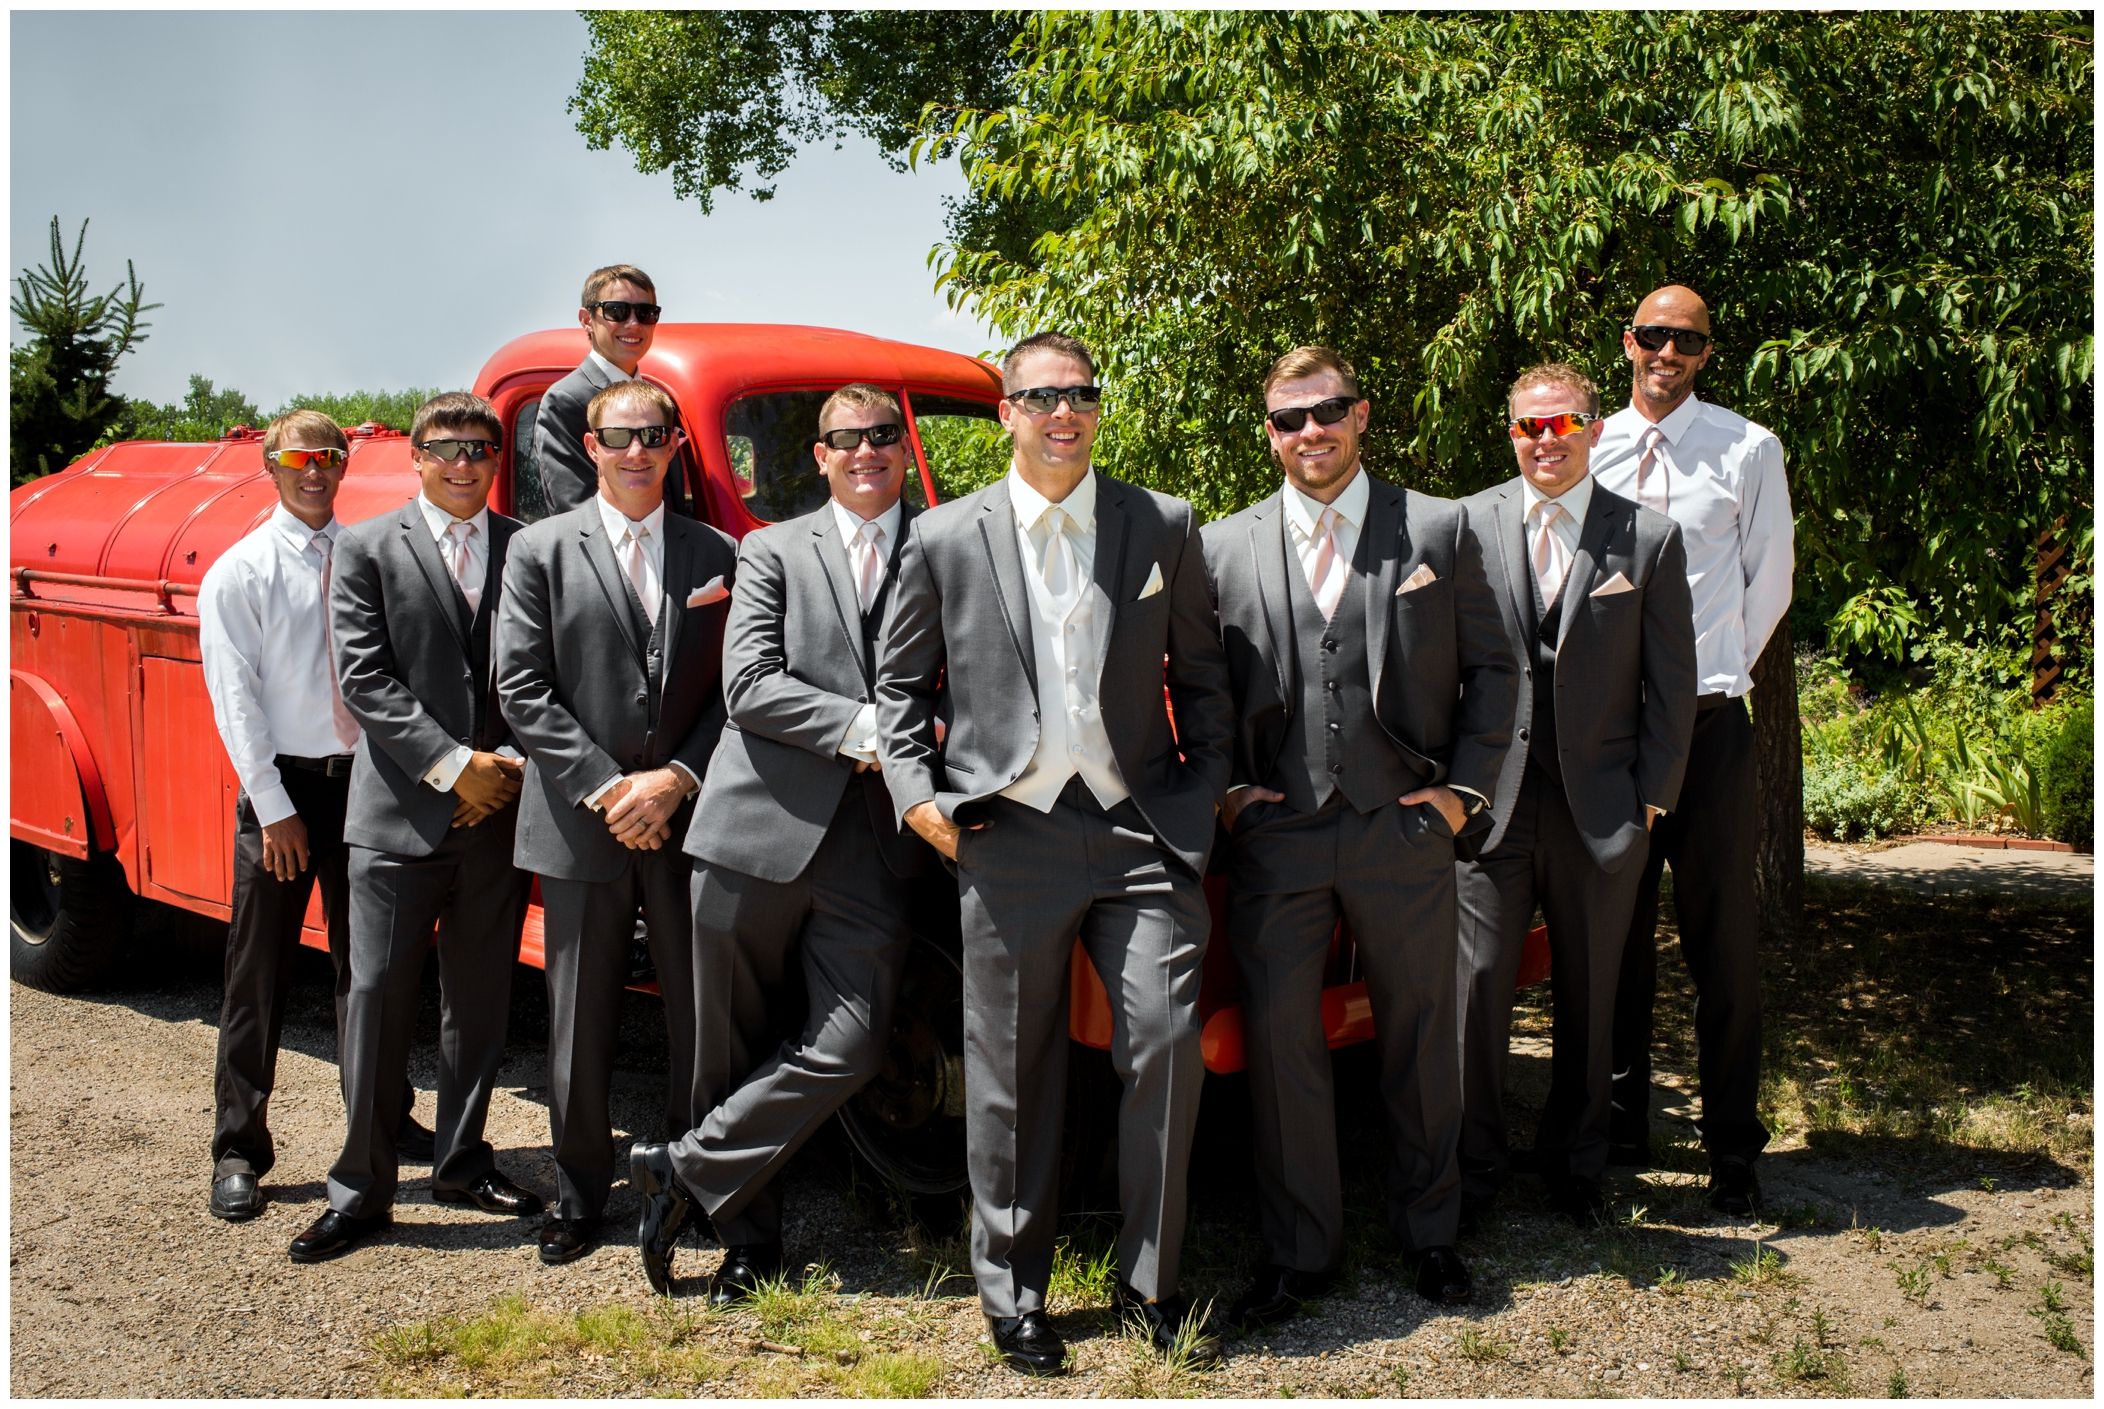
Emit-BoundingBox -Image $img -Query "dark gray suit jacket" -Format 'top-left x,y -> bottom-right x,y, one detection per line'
1462,475 -> 1697,872
1202,475 -> 1519,853
875,471 -> 1235,876
532,358 -> 689,518
495,501 -> 739,882
687,501 -> 930,884
331,501 -> 522,858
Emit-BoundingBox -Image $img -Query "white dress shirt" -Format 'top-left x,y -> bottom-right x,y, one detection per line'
587,348 -> 635,385
1001,468 -> 1129,812
584,494 -> 700,808
1282,465 -> 1370,590
830,497 -> 904,765
1591,394 -> 1794,697
413,493 -> 493,796
199,505 -> 362,827
1518,470 -> 1594,569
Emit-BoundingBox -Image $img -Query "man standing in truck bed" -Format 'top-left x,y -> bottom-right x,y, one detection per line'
532,264 -> 689,519
196,409 -> 434,1225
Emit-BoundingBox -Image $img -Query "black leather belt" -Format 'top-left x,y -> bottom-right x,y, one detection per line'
276,753 -> 356,778
1696,692 -> 1733,713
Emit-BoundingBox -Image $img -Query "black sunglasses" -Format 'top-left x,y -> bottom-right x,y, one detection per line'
1266,396 -> 1358,433
818,423 -> 904,451
590,300 -> 663,325
1006,385 -> 1102,415
414,438 -> 498,462
594,425 -> 678,450
1630,324 -> 1711,356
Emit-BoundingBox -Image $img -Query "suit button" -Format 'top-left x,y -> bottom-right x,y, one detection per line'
1330,763 -> 1345,775
635,693 -> 647,705
1524,667 -> 1533,679
1518,728 -> 1530,742
1322,638 -> 1338,652
1328,722 -> 1340,732
632,755 -> 643,766
1325,680 -> 1339,693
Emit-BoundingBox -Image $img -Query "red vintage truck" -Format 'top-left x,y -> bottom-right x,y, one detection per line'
10,322 -> 1545,1198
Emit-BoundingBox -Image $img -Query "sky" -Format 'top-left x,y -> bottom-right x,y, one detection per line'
10,10 -> 1005,410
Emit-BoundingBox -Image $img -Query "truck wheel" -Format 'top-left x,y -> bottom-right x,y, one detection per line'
840,931 -> 969,1201
10,842 -> 133,993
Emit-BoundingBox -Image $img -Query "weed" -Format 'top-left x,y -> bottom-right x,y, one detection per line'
1858,1336 -> 1885,1347
1729,1365 -> 1750,1395
1982,1258 -> 2018,1289
844,1352 -> 946,1397
1653,1265 -> 1685,1294
2004,1229 -> 2050,1254
1671,1349 -> 1693,1373
1810,1306 -> 1834,1347
1548,1326 -> 1573,1353
1777,1336 -> 1834,1382
1454,1325 -> 1506,1364
1887,1367 -> 1910,1397
1048,1233 -> 1117,1310
1732,1243 -> 1792,1287
2050,1246 -> 2094,1280
1930,1239 -> 1965,1277
2037,1280 -> 2068,1313
1979,1175 -> 1999,1193
2034,1312 -> 2085,1356
1883,1316 -> 1900,1328
1861,1226 -> 1884,1252
1390,1365 -> 1411,1390
1746,1315 -> 1779,1347
1892,1261 -> 1934,1305
1621,1202 -> 1649,1228
1772,1201 -> 1832,1230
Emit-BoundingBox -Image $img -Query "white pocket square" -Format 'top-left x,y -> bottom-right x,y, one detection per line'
686,576 -> 729,608
1136,562 -> 1165,599
1396,563 -> 1438,595
1589,572 -> 1636,598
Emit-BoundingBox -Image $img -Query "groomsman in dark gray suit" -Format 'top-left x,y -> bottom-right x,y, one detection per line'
1455,363 -> 1696,1229
1204,347 -> 1517,1328
498,379 -> 739,1267
531,264 -> 688,518
876,333 -> 1235,1375
291,393 -> 542,1264
630,383 -> 930,1302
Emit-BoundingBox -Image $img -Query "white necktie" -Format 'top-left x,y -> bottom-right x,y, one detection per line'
1039,507 -> 1079,614
447,520 -> 482,615
852,521 -> 885,615
1532,501 -> 1570,605
311,532 -> 360,751
1307,506 -> 1347,623
620,524 -> 659,627
1635,426 -> 1669,515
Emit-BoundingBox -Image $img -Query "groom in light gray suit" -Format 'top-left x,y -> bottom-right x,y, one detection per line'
629,383 -> 930,1302
1205,347 -> 1517,1328
1455,362 -> 1695,1227
498,378 -> 740,1268
876,332 -> 1235,1376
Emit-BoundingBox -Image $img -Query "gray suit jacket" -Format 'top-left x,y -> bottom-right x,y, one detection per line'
1202,474 -> 1519,856
532,358 -> 690,518
687,501 -> 930,883
1462,476 -> 1697,872
875,471 -> 1235,876
331,501 -> 522,857
495,501 -> 739,882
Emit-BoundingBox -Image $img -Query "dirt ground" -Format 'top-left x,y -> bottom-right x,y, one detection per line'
9,874 -> 2094,1399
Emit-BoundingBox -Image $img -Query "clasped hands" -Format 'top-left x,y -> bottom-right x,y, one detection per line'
598,767 -> 691,850
449,752 -> 525,828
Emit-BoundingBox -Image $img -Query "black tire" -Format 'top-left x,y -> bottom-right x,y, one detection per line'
10,841 -> 134,993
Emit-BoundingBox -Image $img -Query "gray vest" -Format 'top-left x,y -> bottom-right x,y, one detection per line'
615,569 -> 669,769
1268,539 -> 1417,815
1526,561 -> 1565,786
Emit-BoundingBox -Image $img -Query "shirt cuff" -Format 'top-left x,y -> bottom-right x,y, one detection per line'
1448,784 -> 1490,812
249,785 -> 298,828
668,761 -> 702,796
425,744 -> 474,793
1646,803 -> 1667,818
837,703 -> 881,762
583,772 -> 625,812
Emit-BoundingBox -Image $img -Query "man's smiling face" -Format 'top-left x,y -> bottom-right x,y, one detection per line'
1509,383 -> 1601,497
997,349 -> 1099,479
1265,369 -> 1369,501
814,403 -> 909,520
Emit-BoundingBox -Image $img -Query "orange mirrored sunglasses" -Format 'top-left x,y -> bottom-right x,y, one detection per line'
267,447 -> 348,469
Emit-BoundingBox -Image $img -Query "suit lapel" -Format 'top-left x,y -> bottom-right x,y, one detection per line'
399,502 -> 474,654
578,510 -> 648,669
1089,472 -> 1131,681
809,507 -> 867,682
1363,479 -> 1405,714
1495,484 -> 1533,627
1557,487 -> 1615,650
659,516 -> 695,669
477,514 -> 518,631
975,480 -> 1040,700
1252,497 -> 1295,714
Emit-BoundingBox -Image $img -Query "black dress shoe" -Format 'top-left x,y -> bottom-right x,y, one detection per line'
434,1171 -> 545,1217
395,1115 -> 437,1163
1414,1246 -> 1472,1305
1709,1156 -> 1761,1217
630,1143 -> 696,1296
538,1216 -> 601,1266
986,1310 -> 1068,1376
288,1208 -> 391,1264
1546,1175 -> 1607,1225
1227,1264 -> 1341,1332
210,1172 -> 262,1221
1114,1283 -> 1223,1366
709,1242 -> 786,1308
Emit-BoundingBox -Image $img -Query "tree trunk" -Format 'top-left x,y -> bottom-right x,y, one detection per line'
1749,616 -> 1805,938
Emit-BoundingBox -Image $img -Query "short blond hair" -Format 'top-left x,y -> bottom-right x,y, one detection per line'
262,408 -> 347,456
1263,346 -> 1360,402
582,264 -> 655,307
1507,362 -> 1600,416
818,383 -> 903,435
1001,332 -> 1096,392
587,379 -> 680,430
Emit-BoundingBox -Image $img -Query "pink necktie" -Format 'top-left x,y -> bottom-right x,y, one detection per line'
311,532 -> 360,751
619,525 -> 659,627
447,521 -> 482,615
853,521 -> 885,614
1635,426 -> 1669,514
1532,502 -> 1570,605
1307,506 -> 1347,622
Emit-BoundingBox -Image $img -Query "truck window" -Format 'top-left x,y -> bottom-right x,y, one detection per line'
909,394 -> 1005,503
511,398 -> 549,524
723,390 -> 833,523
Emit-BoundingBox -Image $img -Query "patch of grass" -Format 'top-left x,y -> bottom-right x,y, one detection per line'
1453,1325 -> 1506,1364
1389,1365 -> 1412,1390
1776,1335 -> 1846,1389
1048,1232 -> 1117,1311
1892,1260 -> 1934,1305
1771,1200 -> 1833,1230
1982,1257 -> 2018,1288
841,1352 -> 947,1397
1860,1226 -> 1884,1252
2050,1245 -> 2094,1280
1671,1349 -> 1694,1373
2036,1279 -> 2067,1313
1732,1243 -> 1795,1288
1887,1367 -> 1910,1397
1809,1306 -> 1834,1346
1653,1265 -> 1685,1294
1547,1326 -> 1573,1353
2034,1312 -> 2085,1356
372,1293 -> 726,1394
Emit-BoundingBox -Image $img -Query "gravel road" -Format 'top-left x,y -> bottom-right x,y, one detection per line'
10,924 -> 2094,1398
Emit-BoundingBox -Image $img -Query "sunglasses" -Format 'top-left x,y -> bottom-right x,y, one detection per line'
267,447 -> 347,470
593,425 -> 678,450
818,423 -> 904,451
1006,385 -> 1102,415
1508,412 -> 1600,439
1629,324 -> 1712,356
590,300 -> 663,325
1266,396 -> 1358,433
415,439 -> 499,462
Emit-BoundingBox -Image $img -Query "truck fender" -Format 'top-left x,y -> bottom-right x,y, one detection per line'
10,669 -> 116,860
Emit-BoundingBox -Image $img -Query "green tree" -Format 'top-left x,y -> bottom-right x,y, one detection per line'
115,374 -> 262,444
10,216 -> 158,483
278,388 -> 438,433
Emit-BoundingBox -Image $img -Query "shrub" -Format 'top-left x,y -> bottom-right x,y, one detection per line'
1802,761 -> 1937,841
2026,696 -> 2093,848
